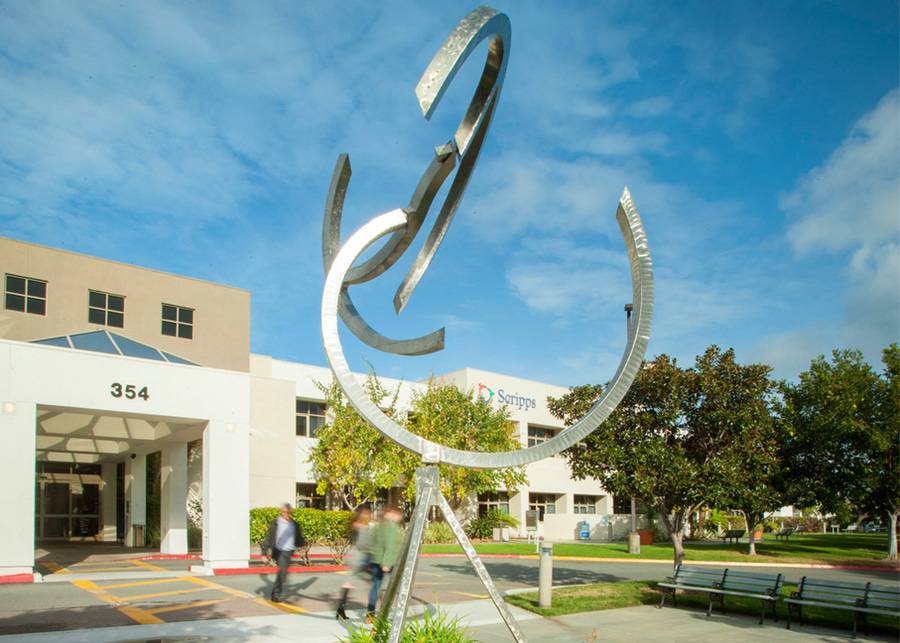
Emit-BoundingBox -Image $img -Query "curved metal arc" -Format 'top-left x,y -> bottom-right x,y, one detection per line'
394,58 -> 504,314
323,188 -> 654,469
415,6 -> 510,159
322,154 -> 446,356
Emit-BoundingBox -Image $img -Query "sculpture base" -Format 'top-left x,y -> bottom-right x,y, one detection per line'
379,465 -> 525,642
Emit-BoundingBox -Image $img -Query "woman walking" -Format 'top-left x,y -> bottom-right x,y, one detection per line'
335,507 -> 373,620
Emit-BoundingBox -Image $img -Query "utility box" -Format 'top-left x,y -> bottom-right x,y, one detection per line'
131,524 -> 145,548
578,521 -> 590,540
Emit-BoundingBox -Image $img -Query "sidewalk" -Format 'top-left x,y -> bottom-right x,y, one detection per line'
0,598 -> 886,642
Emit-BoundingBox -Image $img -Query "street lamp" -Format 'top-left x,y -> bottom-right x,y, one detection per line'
625,303 -> 641,555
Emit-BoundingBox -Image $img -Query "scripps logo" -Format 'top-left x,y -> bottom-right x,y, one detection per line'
478,383 -> 536,412
477,383 -> 495,402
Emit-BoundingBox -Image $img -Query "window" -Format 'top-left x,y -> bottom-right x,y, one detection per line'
88,290 -> 124,327
527,425 -> 558,447
5,274 -> 46,315
529,493 -> 558,520
296,483 -> 327,509
296,399 -> 326,437
613,496 -> 649,514
162,304 -> 194,339
478,491 -> 510,516
574,495 -> 600,514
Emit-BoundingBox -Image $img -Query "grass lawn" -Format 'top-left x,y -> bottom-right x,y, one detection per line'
422,533 -> 898,566
504,580 -> 900,636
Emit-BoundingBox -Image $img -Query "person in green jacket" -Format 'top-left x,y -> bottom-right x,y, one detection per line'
366,504 -> 404,619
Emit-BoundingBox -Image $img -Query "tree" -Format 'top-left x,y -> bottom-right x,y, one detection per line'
549,346 -> 776,567
780,345 -> 899,560
402,382 -> 526,515
309,374 -> 406,510
310,376 -> 526,519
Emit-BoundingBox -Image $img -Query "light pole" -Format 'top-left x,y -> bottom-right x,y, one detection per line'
625,303 -> 641,554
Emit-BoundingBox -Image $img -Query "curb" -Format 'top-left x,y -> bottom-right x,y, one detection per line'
0,573 -> 34,584
417,553 -> 900,572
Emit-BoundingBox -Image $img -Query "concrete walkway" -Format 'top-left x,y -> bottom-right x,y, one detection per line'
0,598 -> 888,642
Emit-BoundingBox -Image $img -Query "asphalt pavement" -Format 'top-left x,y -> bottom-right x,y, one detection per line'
2,554 -> 897,639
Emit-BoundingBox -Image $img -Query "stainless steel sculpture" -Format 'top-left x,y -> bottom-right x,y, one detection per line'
320,6 -> 654,642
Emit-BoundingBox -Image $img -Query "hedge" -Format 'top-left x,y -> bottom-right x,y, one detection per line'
250,507 -> 353,564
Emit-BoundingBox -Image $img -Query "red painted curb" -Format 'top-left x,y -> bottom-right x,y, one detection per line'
141,554 -> 202,561
249,553 -> 334,560
0,574 -> 34,584
214,564 -> 347,576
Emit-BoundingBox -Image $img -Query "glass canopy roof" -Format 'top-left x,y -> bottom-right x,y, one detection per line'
31,330 -> 198,366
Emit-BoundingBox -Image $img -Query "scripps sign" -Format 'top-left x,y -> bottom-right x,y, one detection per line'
478,383 -> 537,412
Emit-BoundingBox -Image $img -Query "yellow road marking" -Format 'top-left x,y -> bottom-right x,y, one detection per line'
114,586 -> 211,601
99,577 -> 190,590
41,562 -> 67,574
129,559 -> 166,571
183,575 -> 308,614
145,598 -> 227,615
71,579 -> 163,625
449,590 -> 489,599
118,605 -> 165,624
69,561 -> 135,567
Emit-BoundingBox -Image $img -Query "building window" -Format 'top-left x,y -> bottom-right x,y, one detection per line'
296,399 -> 326,437
529,493 -> 558,520
478,491 -> 510,516
88,290 -> 124,328
162,304 -> 194,339
613,496 -> 648,514
296,483 -> 327,509
574,495 -> 600,514
527,425 -> 558,447
5,274 -> 47,315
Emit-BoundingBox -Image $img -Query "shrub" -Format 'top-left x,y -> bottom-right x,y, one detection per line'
424,521 -> 454,544
465,509 -> 516,540
340,609 -> 475,643
249,507 -> 352,564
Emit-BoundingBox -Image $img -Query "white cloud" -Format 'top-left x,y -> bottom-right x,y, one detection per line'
782,89 -> 900,360
625,96 -> 672,118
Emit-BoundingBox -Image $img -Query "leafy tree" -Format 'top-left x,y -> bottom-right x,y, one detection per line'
310,376 -> 526,519
402,382 -> 526,515
780,344 -> 899,560
309,374 -> 406,510
549,346 -> 776,567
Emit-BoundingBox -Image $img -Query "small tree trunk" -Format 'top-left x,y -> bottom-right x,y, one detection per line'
888,511 -> 898,561
741,510 -> 758,556
671,530 -> 685,568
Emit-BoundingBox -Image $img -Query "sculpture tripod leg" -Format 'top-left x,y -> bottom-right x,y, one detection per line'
378,466 -> 526,643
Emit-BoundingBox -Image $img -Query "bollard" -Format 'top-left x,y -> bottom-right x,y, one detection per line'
538,543 -> 553,608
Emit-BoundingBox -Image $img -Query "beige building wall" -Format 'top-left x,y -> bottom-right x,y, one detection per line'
248,374 -> 297,508
0,237 -> 250,372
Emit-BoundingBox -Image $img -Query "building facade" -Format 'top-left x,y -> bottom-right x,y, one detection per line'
0,236 -> 631,580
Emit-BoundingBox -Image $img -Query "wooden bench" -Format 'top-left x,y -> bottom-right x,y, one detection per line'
785,577 -> 900,636
774,527 -> 794,541
658,565 -> 784,624
721,529 -> 745,544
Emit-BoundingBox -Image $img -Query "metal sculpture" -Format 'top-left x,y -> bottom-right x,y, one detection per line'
320,6 -> 654,642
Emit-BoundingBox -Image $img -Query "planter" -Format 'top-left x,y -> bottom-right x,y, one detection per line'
637,529 -> 654,545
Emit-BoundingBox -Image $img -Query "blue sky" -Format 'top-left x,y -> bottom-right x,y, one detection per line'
1,1 -> 898,385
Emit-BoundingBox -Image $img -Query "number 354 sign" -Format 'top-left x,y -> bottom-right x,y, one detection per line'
110,382 -> 150,401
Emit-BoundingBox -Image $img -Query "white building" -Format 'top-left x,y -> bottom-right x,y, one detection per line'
0,236 -> 633,581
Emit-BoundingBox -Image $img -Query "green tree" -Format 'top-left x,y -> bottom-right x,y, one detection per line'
549,346 -> 776,567
309,374 -> 406,510
402,382 -> 526,514
780,345 -> 899,560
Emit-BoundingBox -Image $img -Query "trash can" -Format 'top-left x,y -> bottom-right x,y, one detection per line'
578,520 -> 590,540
